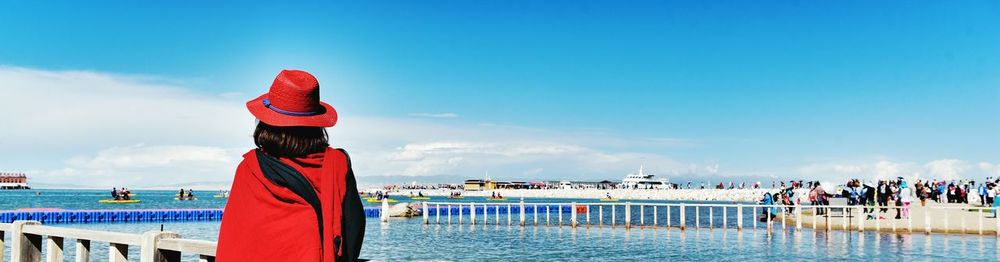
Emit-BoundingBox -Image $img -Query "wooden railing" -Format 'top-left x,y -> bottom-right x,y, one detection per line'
0,220 -> 216,262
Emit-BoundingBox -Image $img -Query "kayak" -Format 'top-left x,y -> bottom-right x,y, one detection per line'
213,195 -> 227,198
98,199 -> 140,204
487,198 -> 507,201
447,196 -> 465,199
410,197 -> 431,200
174,197 -> 198,201
599,198 -> 619,202
366,198 -> 398,203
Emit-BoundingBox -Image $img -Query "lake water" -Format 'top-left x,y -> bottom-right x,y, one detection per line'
2,189 -> 999,261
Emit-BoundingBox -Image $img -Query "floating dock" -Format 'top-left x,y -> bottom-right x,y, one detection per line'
0,204 -> 576,224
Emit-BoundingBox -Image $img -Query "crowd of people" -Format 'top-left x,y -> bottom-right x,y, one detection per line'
758,177 -> 1000,221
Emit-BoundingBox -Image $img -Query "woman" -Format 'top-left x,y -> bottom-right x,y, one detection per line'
217,70 -> 365,262
899,181 -> 913,219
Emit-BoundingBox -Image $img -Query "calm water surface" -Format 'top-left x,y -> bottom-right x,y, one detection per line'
2,190 -> 998,261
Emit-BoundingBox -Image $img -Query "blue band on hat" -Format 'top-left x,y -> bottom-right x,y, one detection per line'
263,98 -> 320,116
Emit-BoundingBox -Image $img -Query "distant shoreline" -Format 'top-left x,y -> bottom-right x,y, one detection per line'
369,188 -> 805,202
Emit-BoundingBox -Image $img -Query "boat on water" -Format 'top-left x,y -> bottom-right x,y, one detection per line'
621,165 -> 669,189
98,199 -> 140,204
213,195 -> 227,198
447,196 -> 465,199
0,172 -> 31,190
175,197 -> 198,201
410,197 -> 431,200
487,197 -> 507,201
600,198 -> 619,202
366,198 -> 398,203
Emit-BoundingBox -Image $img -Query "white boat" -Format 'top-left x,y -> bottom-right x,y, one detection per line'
621,166 -> 668,189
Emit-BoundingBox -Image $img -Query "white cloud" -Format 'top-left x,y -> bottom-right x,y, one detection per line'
0,66 -> 694,187
408,112 -> 459,118
797,159 -> 998,182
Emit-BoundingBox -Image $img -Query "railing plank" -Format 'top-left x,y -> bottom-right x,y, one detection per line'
21,225 -> 141,245
158,238 -> 218,257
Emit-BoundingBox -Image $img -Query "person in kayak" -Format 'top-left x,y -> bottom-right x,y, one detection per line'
217,70 -> 364,262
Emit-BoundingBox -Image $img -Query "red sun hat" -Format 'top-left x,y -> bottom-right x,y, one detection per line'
247,70 -> 338,127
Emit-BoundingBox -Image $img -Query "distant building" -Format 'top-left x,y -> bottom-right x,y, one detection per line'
464,179 -> 485,191
0,172 -> 30,190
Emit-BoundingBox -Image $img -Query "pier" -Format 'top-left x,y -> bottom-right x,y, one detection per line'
407,200 -> 1000,236
2,200 -> 998,262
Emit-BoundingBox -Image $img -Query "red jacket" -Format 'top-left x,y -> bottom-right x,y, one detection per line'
216,148 -> 364,261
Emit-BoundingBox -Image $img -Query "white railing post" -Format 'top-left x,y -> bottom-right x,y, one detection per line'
653,206 -> 658,226
76,239 -> 91,262
571,202 -> 578,228
141,231 -> 181,262
612,205 -> 617,226
458,204 -> 464,224
437,204 -> 442,224
840,205 -> 846,230
857,206 -> 864,232
666,205 -> 671,228
979,209 -> 984,235
495,204 -> 500,225
381,198 -> 390,223
599,205 -> 604,226
110,243 -> 128,262
640,205 -> 645,226
925,207 -> 931,234
737,204 -> 743,231
534,204 -> 539,226
796,205 -> 803,230
781,205 -> 787,230
508,204 -> 513,226
448,205 -> 452,224
680,204 -> 686,230
45,236 -> 64,262
755,206 -> 761,230
696,206 -> 700,229
587,205 -> 592,226
422,202 -> 429,224
11,220 -> 42,262
470,202 -> 476,225
908,209 -> 913,233
519,201 -> 526,226
625,202 -> 632,229
812,206 -> 817,230
709,207 -> 713,228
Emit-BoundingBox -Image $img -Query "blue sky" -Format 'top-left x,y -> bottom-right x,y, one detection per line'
1,1 -> 998,187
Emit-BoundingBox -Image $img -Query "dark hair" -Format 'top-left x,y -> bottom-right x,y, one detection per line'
253,121 -> 329,158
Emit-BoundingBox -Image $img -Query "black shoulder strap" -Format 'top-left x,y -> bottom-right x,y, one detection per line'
255,149 -> 325,246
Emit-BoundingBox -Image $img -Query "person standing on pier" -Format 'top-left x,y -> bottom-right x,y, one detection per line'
218,70 -> 365,262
